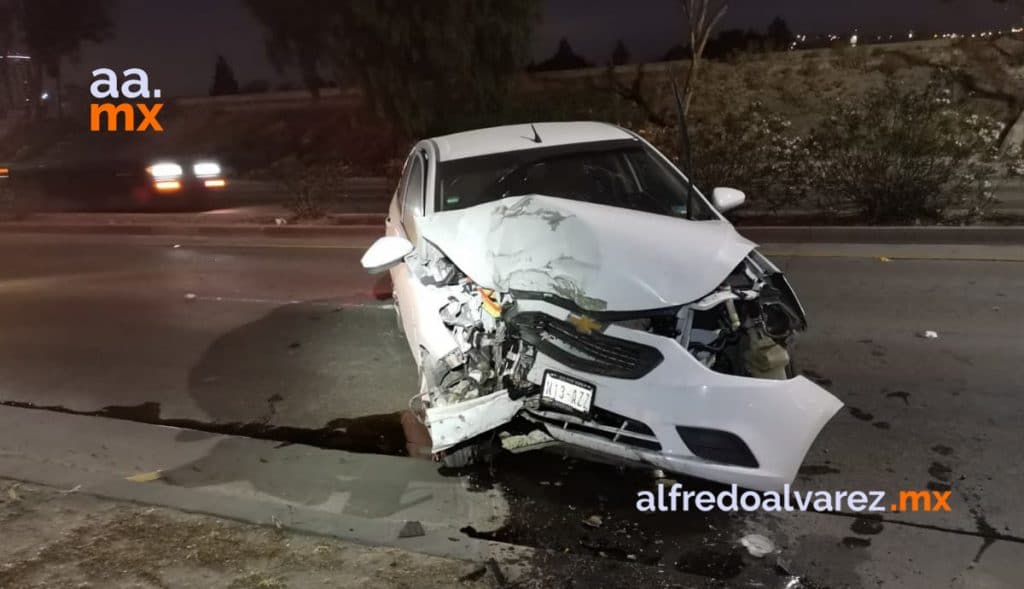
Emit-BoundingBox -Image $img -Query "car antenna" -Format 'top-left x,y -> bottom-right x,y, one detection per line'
529,123 -> 543,144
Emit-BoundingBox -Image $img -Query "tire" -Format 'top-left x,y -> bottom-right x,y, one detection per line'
441,443 -> 480,468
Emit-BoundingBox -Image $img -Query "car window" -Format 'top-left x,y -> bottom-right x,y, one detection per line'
401,154 -> 425,239
436,140 -> 715,221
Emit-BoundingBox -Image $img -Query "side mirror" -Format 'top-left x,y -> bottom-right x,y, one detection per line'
361,236 -> 414,274
712,187 -> 746,213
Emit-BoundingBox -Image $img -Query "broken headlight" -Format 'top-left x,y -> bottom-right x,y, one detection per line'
683,259 -> 800,379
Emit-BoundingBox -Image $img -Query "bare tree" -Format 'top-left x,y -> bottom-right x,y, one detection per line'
679,0 -> 728,116
601,0 -> 727,175
604,0 -> 727,124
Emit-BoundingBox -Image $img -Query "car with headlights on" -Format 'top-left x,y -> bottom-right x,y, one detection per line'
361,121 -> 842,491
0,156 -> 227,211
144,159 -> 227,199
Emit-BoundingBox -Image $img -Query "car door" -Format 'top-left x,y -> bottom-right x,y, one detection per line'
387,150 -> 427,363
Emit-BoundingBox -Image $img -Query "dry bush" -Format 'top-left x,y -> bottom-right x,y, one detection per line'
832,46 -> 870,71
875,52 -> 909,76
272,159 -> 350,220
811,79 -> 1007,224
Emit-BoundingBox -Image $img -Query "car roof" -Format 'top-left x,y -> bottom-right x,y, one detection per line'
430,121 -> 636,162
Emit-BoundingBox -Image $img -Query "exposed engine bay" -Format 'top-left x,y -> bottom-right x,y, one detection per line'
410,242 -> 535,411
683,256 -> 805,381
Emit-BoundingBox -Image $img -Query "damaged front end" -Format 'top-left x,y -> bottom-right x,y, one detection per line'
379,195 -> 841,491
401,242 -> 534,452
503,252 -> 841,491
680,252 -> 806,381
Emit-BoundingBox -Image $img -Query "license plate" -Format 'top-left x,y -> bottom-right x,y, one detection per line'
541,371 -> 595,414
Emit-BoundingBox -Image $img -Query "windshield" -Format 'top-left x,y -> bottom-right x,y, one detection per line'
435,140 -> 717,220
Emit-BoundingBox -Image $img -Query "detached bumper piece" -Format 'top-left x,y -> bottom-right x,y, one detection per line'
512,312 -> 663,379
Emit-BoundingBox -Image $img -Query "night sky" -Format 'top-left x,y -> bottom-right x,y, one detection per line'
60,0 -> 1024,97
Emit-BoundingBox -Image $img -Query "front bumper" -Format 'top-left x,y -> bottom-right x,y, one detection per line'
518,301 -> 843,492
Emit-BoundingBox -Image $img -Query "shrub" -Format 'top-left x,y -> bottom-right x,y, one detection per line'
810,80 -> 1004,223
637,103 -> 812,212
273,159 -> 350,220
798,59 -> 822,78
741,66 -> 766,92
690,103 -> 813,212
874,52 -> 908,76
833,47 -> 869,71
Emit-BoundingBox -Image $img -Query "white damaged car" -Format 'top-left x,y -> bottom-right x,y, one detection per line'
361,122 -> 842,491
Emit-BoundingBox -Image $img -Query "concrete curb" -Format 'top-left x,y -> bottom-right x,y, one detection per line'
0,404 -> 530,576
2,220 -> 1024,244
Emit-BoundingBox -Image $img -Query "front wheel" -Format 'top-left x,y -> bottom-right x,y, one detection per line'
439,437 -> 497,469
441,444 -> 479,468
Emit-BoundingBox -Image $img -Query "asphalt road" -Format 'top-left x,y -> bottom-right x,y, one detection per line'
0,233 -> 413,426
0,232 -> 1022,587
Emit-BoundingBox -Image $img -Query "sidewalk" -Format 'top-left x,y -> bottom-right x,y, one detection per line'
0,478 -> 500,589
0,405 -> 522,570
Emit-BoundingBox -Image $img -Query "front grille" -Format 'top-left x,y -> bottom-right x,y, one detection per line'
591,406 -> 655,436
511,312 -> 663,379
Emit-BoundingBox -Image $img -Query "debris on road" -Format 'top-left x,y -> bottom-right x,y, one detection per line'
398,520 -> 426,538
918,330 -> 940,339
274,217 -> 287,225
740,534 -> 775,558
583,515 -> 603,528
6,482 -> 20,501
125,470 -> 163,483
879,256 -> 892,263
500,429 -> 556,453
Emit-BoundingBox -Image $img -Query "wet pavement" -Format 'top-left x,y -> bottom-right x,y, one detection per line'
0,233 -> 1022,587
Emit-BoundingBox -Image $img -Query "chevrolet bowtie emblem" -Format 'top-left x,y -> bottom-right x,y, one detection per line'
568,314 -> 603,335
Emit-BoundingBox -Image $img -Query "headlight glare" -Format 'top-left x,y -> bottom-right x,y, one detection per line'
148,162 -> 182,179
193,161 -> 221,177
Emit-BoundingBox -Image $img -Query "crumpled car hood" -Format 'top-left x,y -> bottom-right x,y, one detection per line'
418,194 -> 756,311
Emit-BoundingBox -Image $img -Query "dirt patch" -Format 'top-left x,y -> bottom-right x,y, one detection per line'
0,479 -> 497,589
